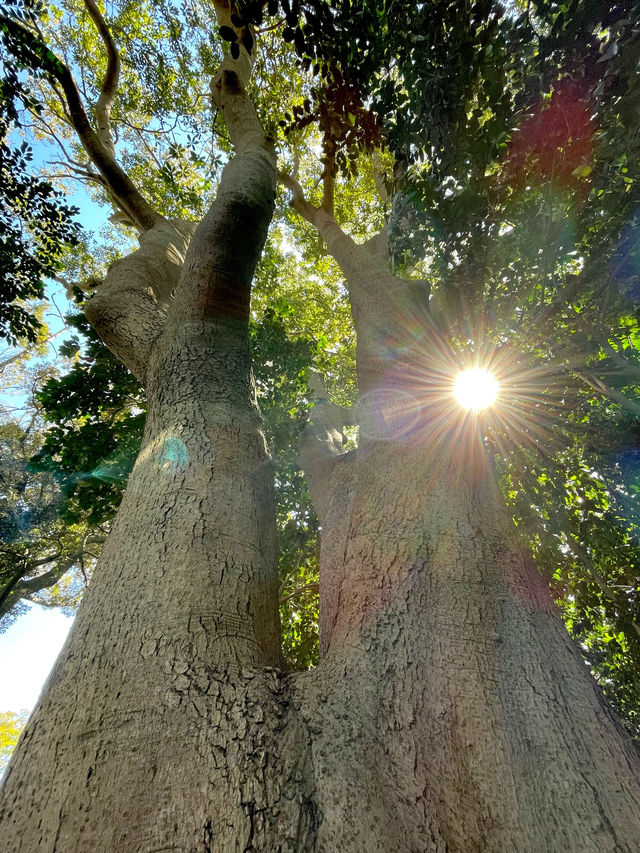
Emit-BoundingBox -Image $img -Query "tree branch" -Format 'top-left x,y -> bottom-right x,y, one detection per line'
211,62 -> 267,155
278,169 -> 389,286
298,374 -> 354,523
278,169 -> 319,224
321,149 -> 335,215
207,0 -> 270,157
84,219 -> 197,382
573,369 -> 640,416
0,14 -> 160,231
280,581 -> 319,603
363,223 -> 388,262
82,0 -> 120,157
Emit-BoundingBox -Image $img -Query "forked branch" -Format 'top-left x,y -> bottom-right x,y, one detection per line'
278,169 -> 385,286
278,169 -> 319,224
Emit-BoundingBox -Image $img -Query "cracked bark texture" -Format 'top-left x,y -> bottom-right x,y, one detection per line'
293,215 -> 640,852
0,59 -> 305,852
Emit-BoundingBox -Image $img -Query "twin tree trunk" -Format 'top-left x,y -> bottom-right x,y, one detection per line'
2,79 -> 640,853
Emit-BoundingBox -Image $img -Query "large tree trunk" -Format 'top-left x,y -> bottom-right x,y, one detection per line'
0,62 -> 316,852
295,207 -> 640,851
4,425 -> 640,851
3,81 -> 640,853
298,439 -> 640,851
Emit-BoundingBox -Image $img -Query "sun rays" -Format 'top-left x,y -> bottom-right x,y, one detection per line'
356,303 -> 579,480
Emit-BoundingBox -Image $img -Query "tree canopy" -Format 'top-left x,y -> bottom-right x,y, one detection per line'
1,0 -> 640,739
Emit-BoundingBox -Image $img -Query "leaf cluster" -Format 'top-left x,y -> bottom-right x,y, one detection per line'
0,1 -> 79,344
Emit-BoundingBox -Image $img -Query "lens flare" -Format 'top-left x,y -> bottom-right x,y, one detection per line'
454,367 -> 499,411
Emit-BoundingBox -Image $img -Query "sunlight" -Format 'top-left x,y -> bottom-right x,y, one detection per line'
454,367 -> 499,411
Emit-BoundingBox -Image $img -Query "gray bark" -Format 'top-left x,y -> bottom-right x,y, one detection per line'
294,210 -> 640,851
299,440 -> 640,852
4,430 -> 640,851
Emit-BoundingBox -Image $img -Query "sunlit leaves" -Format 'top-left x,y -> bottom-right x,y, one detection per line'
0,710 -> 28,774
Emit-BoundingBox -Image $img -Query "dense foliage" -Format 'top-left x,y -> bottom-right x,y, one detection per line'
1,0 -> 639,738
0,1 -> 79,344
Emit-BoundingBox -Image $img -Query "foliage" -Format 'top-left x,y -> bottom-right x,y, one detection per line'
0,0 -> 79,345
0,710 -> 28,774
32,313 -> 145,527
252,306 -> 320,668
0,407 -> 98,631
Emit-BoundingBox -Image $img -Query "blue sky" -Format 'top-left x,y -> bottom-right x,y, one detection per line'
0,607 -> 73,713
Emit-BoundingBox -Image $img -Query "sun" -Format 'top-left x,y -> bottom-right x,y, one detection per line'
454,367 -> 499,411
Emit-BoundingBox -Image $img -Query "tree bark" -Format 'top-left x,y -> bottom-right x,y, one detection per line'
294,202 -> 640,850
297,439 -> 640,852
0,59 -> 302,852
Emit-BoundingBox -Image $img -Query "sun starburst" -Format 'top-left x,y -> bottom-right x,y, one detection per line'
454,367 -> 499,411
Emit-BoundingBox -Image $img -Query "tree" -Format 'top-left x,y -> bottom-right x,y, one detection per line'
1,1 -> 640,851
0,711 -> 27,776
0,413 -> 102,628
0,19 -> 79,345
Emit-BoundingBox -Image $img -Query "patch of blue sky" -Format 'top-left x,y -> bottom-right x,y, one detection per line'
0,605 -> 73,714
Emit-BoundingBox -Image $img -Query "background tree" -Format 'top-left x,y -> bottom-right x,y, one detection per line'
0,711 -> 27,776
0,4 -> 79,344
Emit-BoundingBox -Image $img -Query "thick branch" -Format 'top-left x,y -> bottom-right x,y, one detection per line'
0,542 -> 102,620
278,169 -> 319,224
363,223 -> 389,263
211,65 -> 267,155
167,53 -> 276,327
279,171 -> 443,438
321,151 -> 335,215
82,0 -> 120,157
209,0 -> 266,155
87,21 -> 273,379
278,170 -> 399,311
574,369 -> 640,416
85,219 -> 197,381
0,563 -> 30,615
278,170 -> 376,281
0,15 -> 160,231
